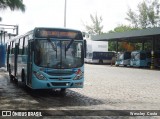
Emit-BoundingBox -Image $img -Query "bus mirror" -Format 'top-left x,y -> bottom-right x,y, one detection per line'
84,40 -> 86,58
82,32 -> 86,37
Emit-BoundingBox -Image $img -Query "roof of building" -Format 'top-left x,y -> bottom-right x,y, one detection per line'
91,27 -> 160,42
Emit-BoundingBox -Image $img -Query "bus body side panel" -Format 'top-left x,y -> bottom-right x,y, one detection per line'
131,59 -> 145,67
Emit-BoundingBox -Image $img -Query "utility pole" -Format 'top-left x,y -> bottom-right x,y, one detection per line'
64,0 -> 67,27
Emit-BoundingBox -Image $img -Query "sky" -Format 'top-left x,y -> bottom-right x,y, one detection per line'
0,0 -> 144,35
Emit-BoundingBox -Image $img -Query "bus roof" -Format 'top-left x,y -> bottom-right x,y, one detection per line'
34,27 -> 82,32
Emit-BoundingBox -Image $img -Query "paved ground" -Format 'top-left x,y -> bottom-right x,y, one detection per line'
0,65 -> 160,119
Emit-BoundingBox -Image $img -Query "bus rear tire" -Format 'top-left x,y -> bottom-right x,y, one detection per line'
21,70 -> 25,83
8,64 -> 11,76
99,60 -> 103,64
10,75 -> 14,82
8,65 -> 14,82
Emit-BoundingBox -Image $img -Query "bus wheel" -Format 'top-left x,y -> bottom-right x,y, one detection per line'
8,64 -> 11,76
8,65 -> 13,81
60,88 -> 66,96
99,60 -> 103,64
21,70 -> 25,82
14,78 -> 18,84
10,75 -> 14,82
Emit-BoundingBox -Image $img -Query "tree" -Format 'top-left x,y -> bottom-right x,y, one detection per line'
84,13 -> 103,35
108,24 -> 139,33
0,0 -> 25,21
125,8 -> 139,28
126,0 -> 160,28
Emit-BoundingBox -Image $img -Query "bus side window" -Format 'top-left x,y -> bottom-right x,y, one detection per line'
11,41 -> 15,54
24,36 -> 28,55
11,42 -> 13,54
9,42 -> 11,54
19,38 -> 24,55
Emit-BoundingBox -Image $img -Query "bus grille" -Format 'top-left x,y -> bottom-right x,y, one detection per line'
51,82 -> 69,86
46,71 -> 75,76
49,77 -> 71,80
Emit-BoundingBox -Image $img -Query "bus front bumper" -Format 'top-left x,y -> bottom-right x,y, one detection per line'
31,76 -> 84,89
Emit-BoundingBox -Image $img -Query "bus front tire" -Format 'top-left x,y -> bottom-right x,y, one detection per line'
60,88 -> 66,96
21,70 -> 25,83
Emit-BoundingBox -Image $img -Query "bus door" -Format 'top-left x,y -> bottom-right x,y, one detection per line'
14,43 -> 19,78
27,40 -> 33,86
7,45 -> 10,71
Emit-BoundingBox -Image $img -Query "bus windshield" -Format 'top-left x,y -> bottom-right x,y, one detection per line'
34,39 -> 83,69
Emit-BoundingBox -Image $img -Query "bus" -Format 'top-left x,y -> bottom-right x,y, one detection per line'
115,51 -> 131,66
0,44 -> 6,68
7,27 -> 85,92
130,50 -> 151,67
85,51 -> 115,64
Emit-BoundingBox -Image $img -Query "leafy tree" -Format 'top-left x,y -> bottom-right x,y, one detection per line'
108,24 -> 139,33
84,13 -> 103,35
125,8 -> 139,28
126,0 -> 160,28
0,0 -> 25,21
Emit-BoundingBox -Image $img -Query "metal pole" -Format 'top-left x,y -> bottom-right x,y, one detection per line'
3,31 -> 6,43
150,38 -> 155,69
0,30 -> 3,44
64,0 -> 67,27
16,25 -> 19,35
142,40 -> 144,50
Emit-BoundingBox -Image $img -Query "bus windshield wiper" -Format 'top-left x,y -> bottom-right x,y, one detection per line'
47,38 -> 57,51
65,39 -> 74,51
65,39 -> 74,58
47,38 -> 57,58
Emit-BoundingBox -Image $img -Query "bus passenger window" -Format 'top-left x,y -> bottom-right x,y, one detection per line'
19,38 -> 24,55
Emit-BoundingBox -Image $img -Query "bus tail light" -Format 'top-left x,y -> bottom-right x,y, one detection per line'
73,69 -> 83,80
34,72 -> 46,80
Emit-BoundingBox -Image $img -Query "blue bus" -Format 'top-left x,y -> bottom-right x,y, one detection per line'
115,51 -> 131,66
0,44 -> 6,67
130,50 -> 151,67
7,27 -> 85,92
85,51 -> 115,64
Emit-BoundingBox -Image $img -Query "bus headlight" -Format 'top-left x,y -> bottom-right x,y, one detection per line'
73,69 -> 83,80
34,72 -> 46,80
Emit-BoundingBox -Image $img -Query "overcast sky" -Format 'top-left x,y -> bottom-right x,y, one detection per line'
0,0 -> 143,35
